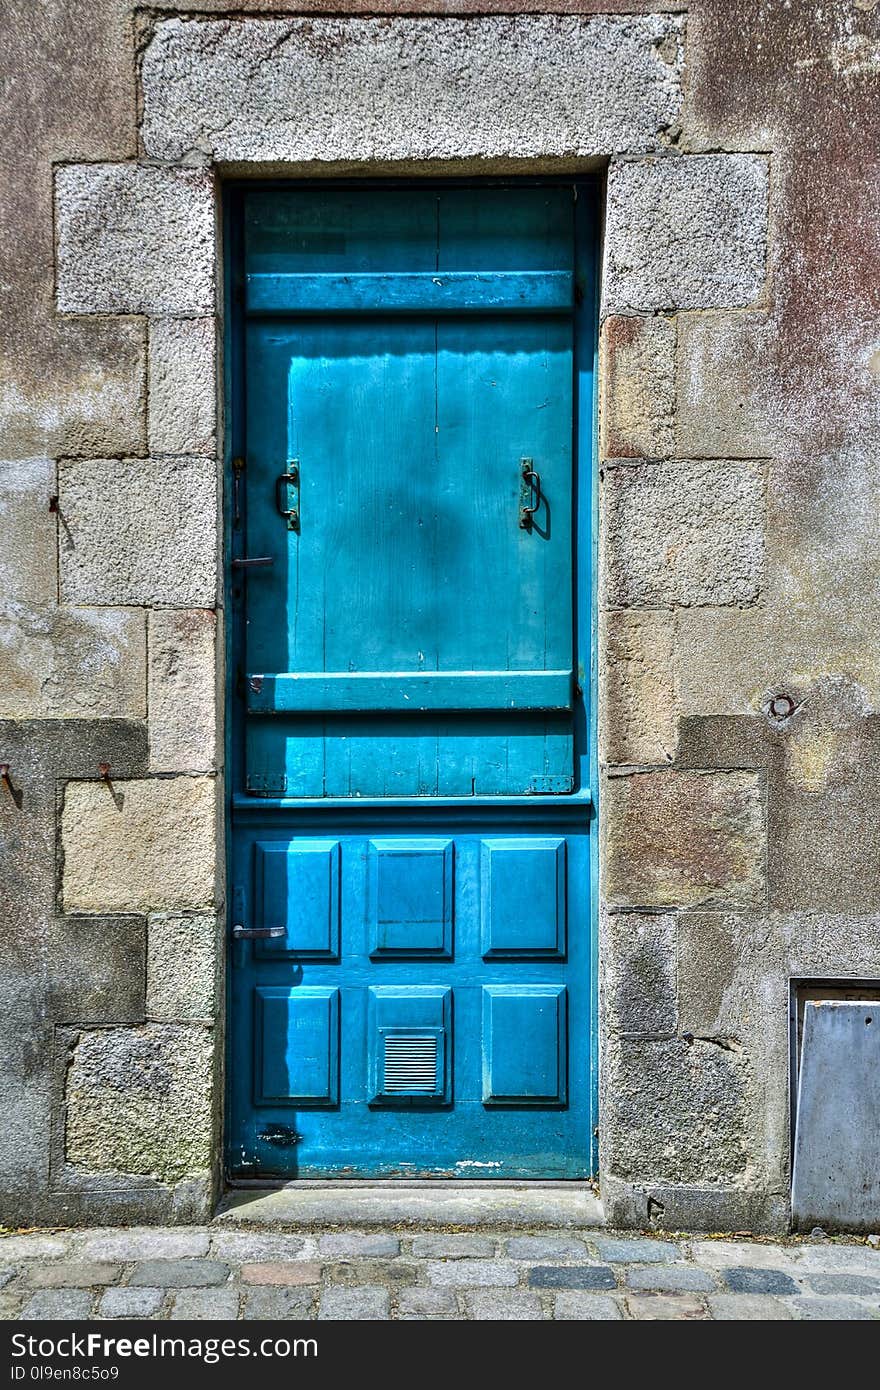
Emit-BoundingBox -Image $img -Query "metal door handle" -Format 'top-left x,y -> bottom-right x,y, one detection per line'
231,556 -> 274,569
276,460 -> 300,532
519,457 -> 541,529
232,924 -> 286,939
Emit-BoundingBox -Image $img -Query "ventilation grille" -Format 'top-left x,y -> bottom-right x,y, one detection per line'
383,1035 -> 438,1093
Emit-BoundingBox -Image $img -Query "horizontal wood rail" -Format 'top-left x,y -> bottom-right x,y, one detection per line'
246,669 -> 574,714
246,270 -> 574,315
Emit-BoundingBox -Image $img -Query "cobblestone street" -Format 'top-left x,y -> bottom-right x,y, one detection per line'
1,1228 -> 878,1321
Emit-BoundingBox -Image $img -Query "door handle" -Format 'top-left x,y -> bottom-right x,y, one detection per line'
275,459 -> 300,532
231,556 -> 274,569
231,924 -> 286,939
519,457 -> 541,529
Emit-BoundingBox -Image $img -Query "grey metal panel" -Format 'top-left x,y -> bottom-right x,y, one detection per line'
792,1001 -> 880,1232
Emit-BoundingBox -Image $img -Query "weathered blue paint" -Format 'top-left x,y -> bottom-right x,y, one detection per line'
227,184 -> 598,1179
246,669 -> 574,714
246,269 -> 574,314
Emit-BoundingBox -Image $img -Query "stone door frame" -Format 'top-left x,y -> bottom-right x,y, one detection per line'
49,12 -> 774,1228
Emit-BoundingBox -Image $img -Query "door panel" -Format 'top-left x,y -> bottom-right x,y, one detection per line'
232,819 -> 590,1177
246,712 -> 574,799
246,317 -> 571,677
229,184 -> 596,1179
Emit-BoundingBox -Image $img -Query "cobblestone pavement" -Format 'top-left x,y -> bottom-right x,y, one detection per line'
1,1228 -> 879,1321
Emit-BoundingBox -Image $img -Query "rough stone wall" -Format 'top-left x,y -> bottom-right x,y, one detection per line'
1,0 -> 878,1231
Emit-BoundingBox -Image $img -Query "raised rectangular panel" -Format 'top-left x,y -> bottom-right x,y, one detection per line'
254,985 -> 339,1106
482,985 -> 567,1107
481,838 -> 566,958
254,839 -> 340,958
368,985 -> 451,1106
368,838 -> 453,959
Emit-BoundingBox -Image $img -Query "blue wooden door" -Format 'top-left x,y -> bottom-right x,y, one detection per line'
228,185 -> 596,1179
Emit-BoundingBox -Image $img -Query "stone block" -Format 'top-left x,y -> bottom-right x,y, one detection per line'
0,605 -> 146,720
0,1236 -> 70,1259
80,1230 -> 210,1261
600,609 -> 677,765
676,312 -> 779,458
318,1286 -> 389,1320
723,1267 -> 799,1295
675,912 -> 779,1040
25,1263 -> 120,1288
21,1290 -> 94,1321
0,719 -> 149,1223
58,458 -> 217,608
426,1260 -> 517,1288
411,1235 -> 496,1259
528,1266 -> 616,1290
602,1178 -> 790,1237
323,1260 -> 418,1289
600,316 -> 676,459
242,1287 -> 313,1319
603,1036 -> 752,1185
707,1294 -> 792,1320
603,770 -> 766,908
47,916 -> 146,1024
796,1245 -> 880,1274
396,1289 -> 458,1317
63,1024 -> 214,1184
593,1237 -> 683,1264
147,913 -> 217,1022
603,460 -> 765,608
170,1289 -> 240,1320
604,912 -> 678,1038
1,1291 -> 27,1318
0,459 -> 57,604
142,15 -> 684,164
128,1260 -> 228,1289
505,1237 -> 588,1261
803,1273 -> 880,1296
785,1297 -> 878,1320
688,1241 -> 801,1271
55,165 -> 214,316
769,708 -> 880,913
625,1293 -> 708,1319
209,1233 -> 309,1263
147,610 -> 217,773
626,1265 -> 714,1292
240,1263 -> 321,1286
0,319 -> 147,460
61,776 -> 216,914
318,1234 -> 399,1258
604,155 -> 768,314
554,1292 -> 622,1320
98,1287 -> 165,1319
466,1291 -> 543,1320
148,318 -> 216,457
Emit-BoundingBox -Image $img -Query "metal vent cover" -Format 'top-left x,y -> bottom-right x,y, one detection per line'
383,1035 -> 438,1093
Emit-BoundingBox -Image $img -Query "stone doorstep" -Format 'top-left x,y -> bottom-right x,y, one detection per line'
215,1184 -> 604,1230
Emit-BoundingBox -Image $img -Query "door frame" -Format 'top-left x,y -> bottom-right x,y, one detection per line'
222,176 -> 601,1181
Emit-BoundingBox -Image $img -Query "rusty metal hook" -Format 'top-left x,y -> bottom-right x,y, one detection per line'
0,762 -> 21,807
